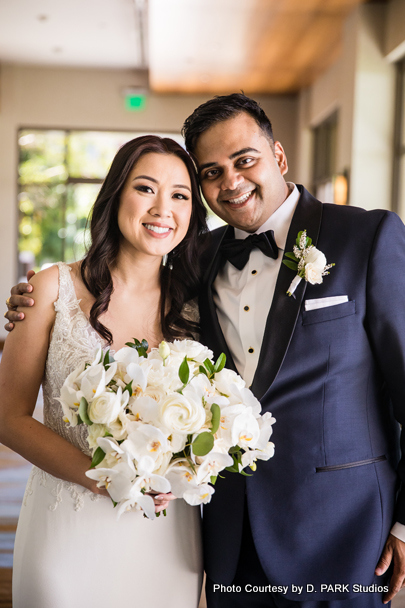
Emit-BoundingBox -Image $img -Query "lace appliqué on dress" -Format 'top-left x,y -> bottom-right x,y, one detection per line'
25,262 -> 107,511
23,466 -> 101,512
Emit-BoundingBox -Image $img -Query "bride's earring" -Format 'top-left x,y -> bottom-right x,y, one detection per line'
162,254 -> 168,266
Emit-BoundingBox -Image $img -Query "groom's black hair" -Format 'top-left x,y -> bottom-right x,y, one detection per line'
182,93 -> 275,156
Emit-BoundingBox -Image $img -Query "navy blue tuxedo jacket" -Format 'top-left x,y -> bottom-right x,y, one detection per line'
198,186 -> 405,601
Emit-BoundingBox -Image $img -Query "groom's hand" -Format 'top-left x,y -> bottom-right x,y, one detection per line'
4,270 -> 36,331
375,533 -> 405,603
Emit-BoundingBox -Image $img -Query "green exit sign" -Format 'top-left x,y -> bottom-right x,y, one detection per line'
125,94 -> 147,111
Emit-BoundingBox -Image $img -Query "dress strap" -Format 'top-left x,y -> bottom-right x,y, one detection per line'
54,262 -> 81,313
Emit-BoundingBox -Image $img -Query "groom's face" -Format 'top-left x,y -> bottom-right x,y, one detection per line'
194,112 -> 289,233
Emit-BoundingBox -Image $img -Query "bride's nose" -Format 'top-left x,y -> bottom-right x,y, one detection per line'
149,193 -> 172,218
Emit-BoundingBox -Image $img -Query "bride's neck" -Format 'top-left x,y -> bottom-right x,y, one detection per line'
111,247 -> 162,292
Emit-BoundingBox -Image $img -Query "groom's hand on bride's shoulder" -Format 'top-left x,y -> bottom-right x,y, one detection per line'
4,270 -> 36,332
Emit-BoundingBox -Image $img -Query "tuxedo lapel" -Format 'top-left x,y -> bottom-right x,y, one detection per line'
249,187 -> 323,400
200,225 -> 238,373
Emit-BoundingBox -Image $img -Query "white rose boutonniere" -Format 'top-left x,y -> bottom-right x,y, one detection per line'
283,230 -> 334,296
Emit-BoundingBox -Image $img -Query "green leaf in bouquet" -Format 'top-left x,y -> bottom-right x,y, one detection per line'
179,356 -> 190,385
79,397 -> 93,426
239,469 -> 253,477
213,353 -> 226,374
210,475 -> 217,485
111,499 -> 117,507
282,260 -> 298,272
192,432 -> 214,456
103,350 -> 110,367
124,379 -> 133,396
229,445 -> 241,453
199,365 -> 209,377
284,252 -> 298,261
104,431 -> 113,437
125,338 -> 148,358
204,358 -> 215,376
210,403 -> 220,434
90,446 -> 105,469
76,413 -> 83,425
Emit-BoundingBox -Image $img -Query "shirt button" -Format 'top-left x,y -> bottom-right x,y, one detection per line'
248,347 -> 254,354
244,306 -> 250,311
251,270 -> 257,275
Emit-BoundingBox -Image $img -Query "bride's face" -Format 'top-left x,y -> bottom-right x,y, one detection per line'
118,152 -> 193,260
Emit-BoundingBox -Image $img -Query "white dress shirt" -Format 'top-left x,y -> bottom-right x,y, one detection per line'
212,182 -> 405,543
213,183 -> 300,387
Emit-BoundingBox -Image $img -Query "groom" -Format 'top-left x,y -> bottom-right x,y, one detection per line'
5,94 -> 405,607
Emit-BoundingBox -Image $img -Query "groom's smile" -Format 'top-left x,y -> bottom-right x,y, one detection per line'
194,112 -> 290,233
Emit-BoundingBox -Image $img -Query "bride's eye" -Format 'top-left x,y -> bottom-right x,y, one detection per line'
173,193 -> 189,200
135,185 -> 154,193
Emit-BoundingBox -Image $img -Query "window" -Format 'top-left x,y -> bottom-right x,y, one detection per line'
311,112 -> 346,205
17,129 -> 182,278
392,59 -> 405,219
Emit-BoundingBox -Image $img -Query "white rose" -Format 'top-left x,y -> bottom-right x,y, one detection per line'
87,423 -> 108,449
213,368 -> 245,396
168,339 -> 213,363
88,390 -> 123,425
160,393 -> 206,435
304,247 -> 326,285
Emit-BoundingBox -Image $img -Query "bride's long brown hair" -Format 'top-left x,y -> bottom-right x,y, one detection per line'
80,135 -> 207,344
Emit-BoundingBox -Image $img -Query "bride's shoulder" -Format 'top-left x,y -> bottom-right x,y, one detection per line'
27,264 -> 60,304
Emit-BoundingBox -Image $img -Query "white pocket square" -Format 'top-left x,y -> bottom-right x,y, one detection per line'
305,296 -> 349,311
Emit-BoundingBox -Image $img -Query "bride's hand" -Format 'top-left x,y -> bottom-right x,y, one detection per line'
149,491 -> 177,513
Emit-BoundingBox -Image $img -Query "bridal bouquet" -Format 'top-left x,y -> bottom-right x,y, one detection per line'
59,338 -> 275,519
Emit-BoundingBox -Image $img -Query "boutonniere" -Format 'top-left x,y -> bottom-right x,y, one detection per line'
283,230 -> 335,297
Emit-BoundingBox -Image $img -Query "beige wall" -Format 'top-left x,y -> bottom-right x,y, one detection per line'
0,63 -> 298,339
296,3 -> 399,211
385,0 -> 405,60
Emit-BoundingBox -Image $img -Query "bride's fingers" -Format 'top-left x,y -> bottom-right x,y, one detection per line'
154,492 -> 176,502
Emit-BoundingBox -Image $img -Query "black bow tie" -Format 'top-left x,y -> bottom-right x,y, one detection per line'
220,230 -> 279,270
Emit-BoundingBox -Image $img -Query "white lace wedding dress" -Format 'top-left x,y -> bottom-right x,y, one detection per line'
12,263 -> 203,608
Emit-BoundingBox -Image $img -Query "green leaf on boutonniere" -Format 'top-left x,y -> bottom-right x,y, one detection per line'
179,356 -> 190,385
213,353 -> 226,374
90,446 -> 105,469
283,260 -> 298,271
79,397 -> 93,426
210,403 -> 220,434
296,231 -> 303,246
192,432 -> 214,456
284,252 -> 298,261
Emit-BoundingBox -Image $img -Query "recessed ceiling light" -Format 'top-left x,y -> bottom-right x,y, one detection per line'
37,14 -> 48,22
52,47 -> 63,54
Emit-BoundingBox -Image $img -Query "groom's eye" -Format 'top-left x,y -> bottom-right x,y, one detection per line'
203,168 -> 220,179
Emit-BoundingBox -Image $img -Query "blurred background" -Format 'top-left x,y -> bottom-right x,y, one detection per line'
0,0 -> 404,605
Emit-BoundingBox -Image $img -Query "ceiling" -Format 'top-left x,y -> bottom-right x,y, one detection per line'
0,0 -> 368,94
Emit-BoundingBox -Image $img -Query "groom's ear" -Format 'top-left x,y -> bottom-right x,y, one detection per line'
273,141 -> 288,176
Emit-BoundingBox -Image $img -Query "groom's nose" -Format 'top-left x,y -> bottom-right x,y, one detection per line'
220,167 -> 244,192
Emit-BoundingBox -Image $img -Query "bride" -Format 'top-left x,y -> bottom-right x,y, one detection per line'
0,135 -> 207,608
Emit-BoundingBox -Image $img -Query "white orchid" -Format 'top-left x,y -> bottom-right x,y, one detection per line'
196,452 -> 234,484
231,408 -> 261,449
85,460 -> 135,502
122,424 -> 169,464
241,443 -> 275,471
